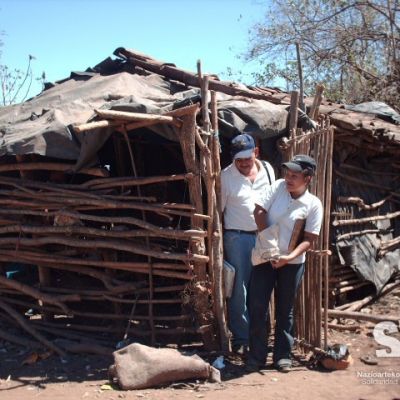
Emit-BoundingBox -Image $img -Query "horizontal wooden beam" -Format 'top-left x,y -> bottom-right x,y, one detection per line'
0,162 -> 109,177
95,109 -> 180,127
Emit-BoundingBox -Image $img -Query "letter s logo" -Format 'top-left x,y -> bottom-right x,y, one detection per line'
373,321 -> 400,358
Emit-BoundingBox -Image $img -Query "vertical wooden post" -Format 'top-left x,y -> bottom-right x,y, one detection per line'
210,91 -> 222,213
309,84 -> 325,120
197,59 -> 203,89
177,110 -> 217,349
316,127 -> 327,347
323,124 -> 334,349
210,90 -> 230,351
201,75 -> 211,133
289,90 -> 299,139
200,75 -> 214,281
176,112 -> 206,280
295,43 -> 305,112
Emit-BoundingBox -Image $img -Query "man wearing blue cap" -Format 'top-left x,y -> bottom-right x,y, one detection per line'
221,133 -> 275,354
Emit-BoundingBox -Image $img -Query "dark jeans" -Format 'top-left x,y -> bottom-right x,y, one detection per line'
248,261 -> 305,366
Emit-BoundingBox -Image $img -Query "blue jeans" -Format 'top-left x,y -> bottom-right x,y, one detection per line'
248,261 -> 305,365
223,230 -> 256,347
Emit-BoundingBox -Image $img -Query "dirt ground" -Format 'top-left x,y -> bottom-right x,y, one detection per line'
1,291 -> 399,400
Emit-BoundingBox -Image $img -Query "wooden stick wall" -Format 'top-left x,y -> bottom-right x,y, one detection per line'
0,101 -> 229,354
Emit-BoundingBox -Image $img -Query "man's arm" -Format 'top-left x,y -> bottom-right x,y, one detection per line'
220,174 -> 228,213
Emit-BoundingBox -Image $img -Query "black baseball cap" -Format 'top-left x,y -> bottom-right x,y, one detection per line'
282,154 -> 317,175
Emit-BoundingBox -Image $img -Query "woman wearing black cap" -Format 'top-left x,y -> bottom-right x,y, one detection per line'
246,154 -> 323,373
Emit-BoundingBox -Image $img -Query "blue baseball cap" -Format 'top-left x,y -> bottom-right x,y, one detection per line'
230,134 -> 255,160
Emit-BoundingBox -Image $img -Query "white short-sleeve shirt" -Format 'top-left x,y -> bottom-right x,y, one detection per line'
255,179 -> 323,264
221,159 -> 275,231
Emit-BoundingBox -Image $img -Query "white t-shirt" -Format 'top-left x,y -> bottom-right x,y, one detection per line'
221,159 -> 275,231
255,179 -> 323,264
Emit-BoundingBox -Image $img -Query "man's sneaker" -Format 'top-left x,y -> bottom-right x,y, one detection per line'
275,359 -> 292,373
244,360 -> 264,373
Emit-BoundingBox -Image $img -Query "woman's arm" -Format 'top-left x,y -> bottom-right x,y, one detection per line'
271,232 -> 319,269
254,204 -> 267,231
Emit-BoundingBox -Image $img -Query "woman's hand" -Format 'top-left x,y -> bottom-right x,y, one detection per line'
271,233 -> 319,269
271,255 -> 291,269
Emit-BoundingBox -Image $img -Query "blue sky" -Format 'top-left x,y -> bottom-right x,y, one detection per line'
0,0 -> 267,100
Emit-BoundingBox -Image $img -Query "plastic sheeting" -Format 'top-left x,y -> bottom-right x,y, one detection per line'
0,57 -> 289,170
345,101 -> 400,125
333,157 -> 399,292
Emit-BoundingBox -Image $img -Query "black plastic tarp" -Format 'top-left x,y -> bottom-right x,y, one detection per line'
0,59 -> 289,170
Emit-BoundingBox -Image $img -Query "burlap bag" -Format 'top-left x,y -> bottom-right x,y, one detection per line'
109,343 -> 219,390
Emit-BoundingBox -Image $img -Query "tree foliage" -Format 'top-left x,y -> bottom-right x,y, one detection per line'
246,0 -> 400,108
0,34 -> 44,106
0,55 -> 36,106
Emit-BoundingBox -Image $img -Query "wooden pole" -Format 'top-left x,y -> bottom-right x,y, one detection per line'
327,309 -> 400,324
333,211 -> 400,226
210,89 -> 229,351
342,281 -> 400,312
0,163 -> 108,177
335,170 -> 400,198
197,59 -> 203,88
115,48 -> 284,104
176,111 -> 206,278
323,125 -> 334,349
295,43 -> 305,112
0,275 -> 78,315
94,109 -> 179,125
309,84 -> 325,120
289,90 -> 299,140
337,195 -> 392,211
211,91 -> 222,212
0,237 -> 208,262
73,120 -> 120,133
176,108 -> 216,349
0,299 -> 67,357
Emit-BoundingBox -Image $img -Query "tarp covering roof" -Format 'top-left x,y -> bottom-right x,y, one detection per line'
0,52 -> 290,168
2,47 -> 399,169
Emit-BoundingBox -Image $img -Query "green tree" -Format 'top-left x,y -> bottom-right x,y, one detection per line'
245,0 -> 399,108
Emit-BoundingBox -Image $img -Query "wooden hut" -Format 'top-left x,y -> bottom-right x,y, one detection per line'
0,48 -> 398,356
